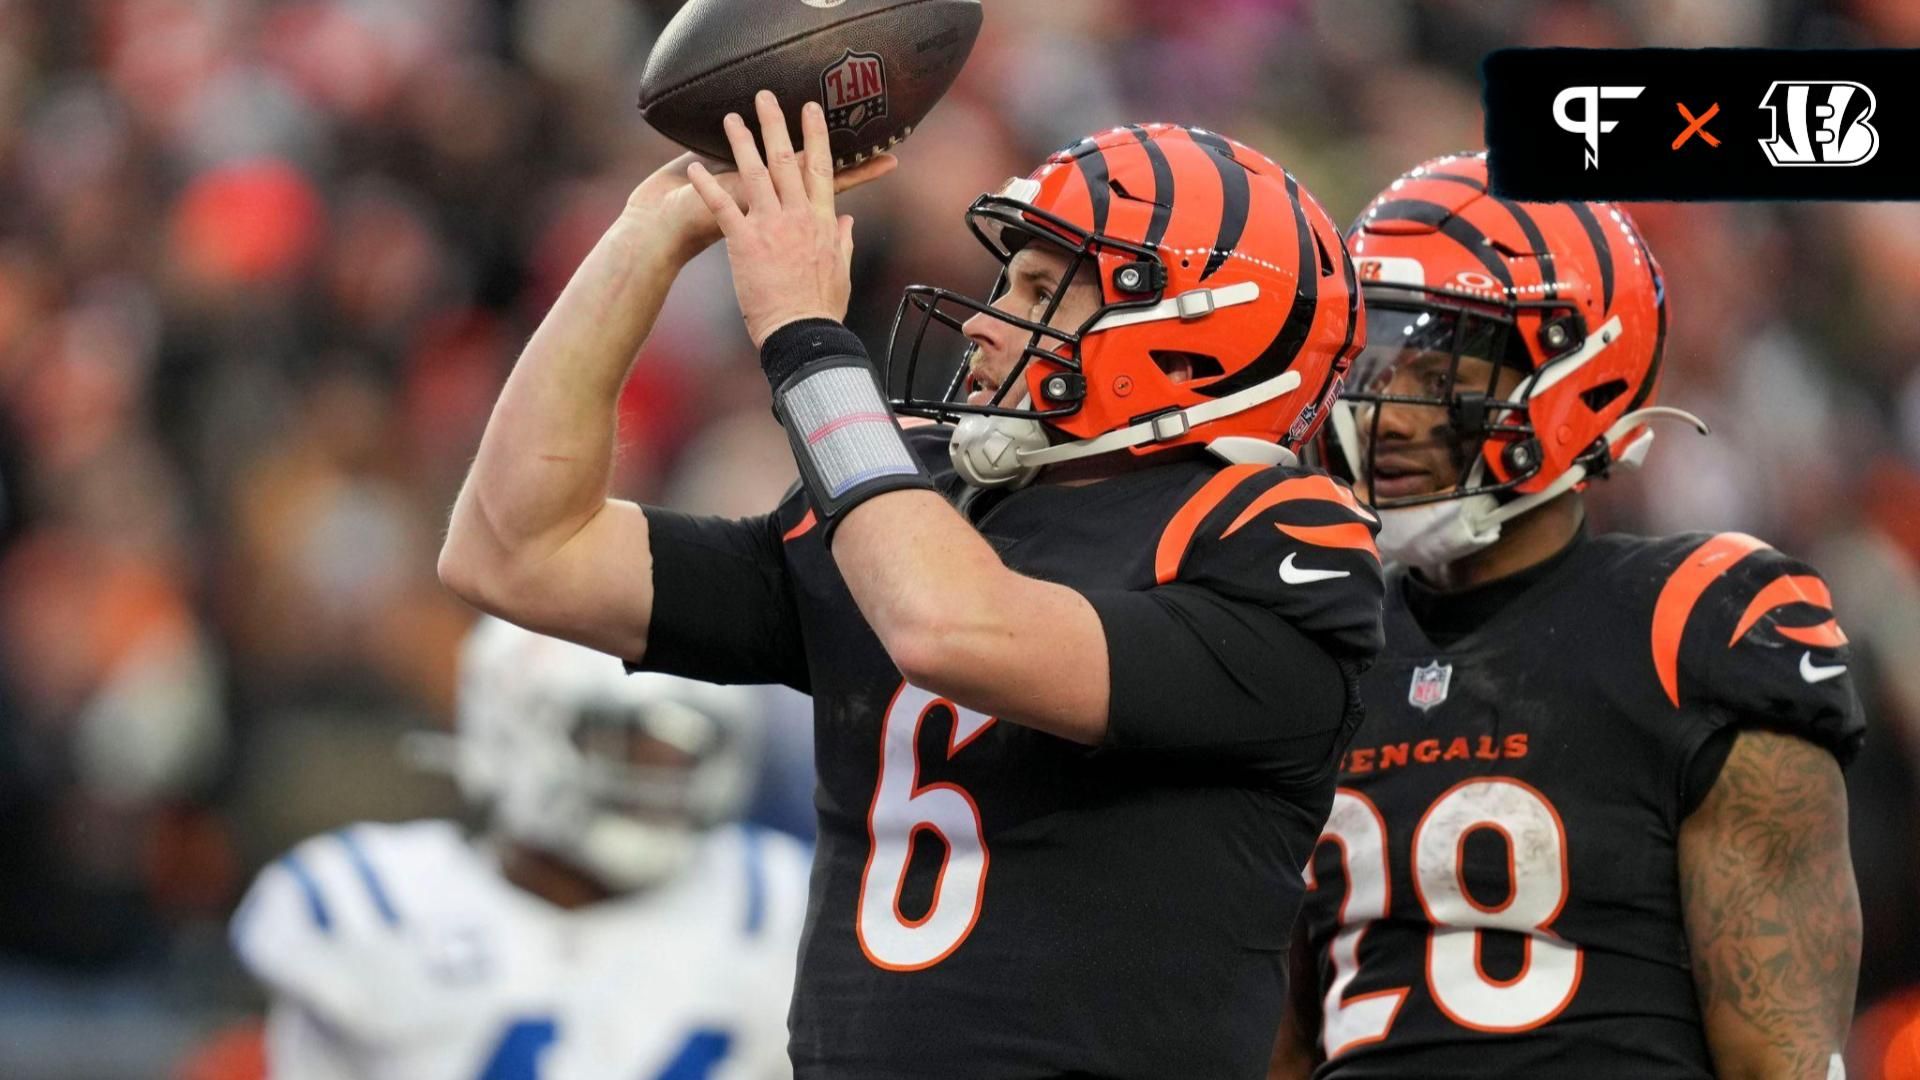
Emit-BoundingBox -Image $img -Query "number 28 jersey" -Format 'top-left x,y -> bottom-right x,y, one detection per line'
639,427 -> 1384,1079
1291,530 -> 1864,1079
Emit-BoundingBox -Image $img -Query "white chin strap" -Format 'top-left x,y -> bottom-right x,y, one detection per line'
1377,406 -> 1709,571
950,369 -> 1303,488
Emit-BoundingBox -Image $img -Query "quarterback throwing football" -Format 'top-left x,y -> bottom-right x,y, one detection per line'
441,95 -> 1382,1077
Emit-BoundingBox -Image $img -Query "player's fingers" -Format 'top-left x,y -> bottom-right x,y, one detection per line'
687,149 -> 735,175
831,153 -> 899,196
722,112 -> 776,211
837,214 -> 856,271
801,101 -> 837,214
754,91 -> 807,208
686,161 -> 747,233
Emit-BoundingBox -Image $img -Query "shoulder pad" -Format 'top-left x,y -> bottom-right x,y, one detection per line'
230,821 -> 475,1038
1153,464 -> 1385,656
1647,532 -> 1863,763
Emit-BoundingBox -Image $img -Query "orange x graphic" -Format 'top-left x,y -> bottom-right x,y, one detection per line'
1673,102 -> 1721,149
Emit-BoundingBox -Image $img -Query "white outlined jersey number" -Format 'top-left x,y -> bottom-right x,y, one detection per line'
855,683 -> 996,971
1307,778 -> 1581,1056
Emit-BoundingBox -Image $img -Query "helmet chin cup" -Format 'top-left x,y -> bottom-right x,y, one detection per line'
950,411 -> 1049,489
1376,405 -> 1710,573
1376,495 -> 1504,571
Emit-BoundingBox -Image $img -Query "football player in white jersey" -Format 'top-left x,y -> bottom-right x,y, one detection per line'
230,617 -> 811,1080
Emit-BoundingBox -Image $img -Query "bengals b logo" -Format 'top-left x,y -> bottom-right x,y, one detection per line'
1758,81 -> 1880,167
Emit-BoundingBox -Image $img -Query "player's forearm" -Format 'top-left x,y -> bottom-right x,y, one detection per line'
1270,925 -> 1324,1080
831,491 -> 1110,742
1267,1011 -> 1318,1080
442,214 -> 684,590
1679,728 -> 1860,1080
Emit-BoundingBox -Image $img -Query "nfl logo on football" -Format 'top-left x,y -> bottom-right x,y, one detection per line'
1408,661 -> 1452,712
822,49 -> 888,134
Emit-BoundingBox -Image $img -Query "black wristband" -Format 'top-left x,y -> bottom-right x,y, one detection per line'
761,318 -> 870,395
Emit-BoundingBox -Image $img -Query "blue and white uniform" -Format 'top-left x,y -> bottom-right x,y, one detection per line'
232,820 -> 809,1080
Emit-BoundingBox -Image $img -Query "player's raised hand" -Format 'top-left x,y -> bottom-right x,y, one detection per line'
687,91 -> 877,347
626,141 -> 894,267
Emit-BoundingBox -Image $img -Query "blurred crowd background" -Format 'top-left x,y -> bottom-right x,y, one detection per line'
0,0 -> 1916,1076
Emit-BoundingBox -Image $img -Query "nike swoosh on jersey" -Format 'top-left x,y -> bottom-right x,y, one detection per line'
1799,652 -> 1846,684
1279,552 -> 1351,585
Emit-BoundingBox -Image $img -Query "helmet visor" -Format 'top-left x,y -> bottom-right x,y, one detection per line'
1339,302 -> 1533,507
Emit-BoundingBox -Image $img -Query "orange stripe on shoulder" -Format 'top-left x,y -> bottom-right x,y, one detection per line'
1277,521 -> 1378,556
1778,622 -> 1848,648
1729,574 -> 1839,645
782,509 -> 818,543
1221,474 -> 1375,537
1650,532 -> 1768,707
1154,464 -> 1265,585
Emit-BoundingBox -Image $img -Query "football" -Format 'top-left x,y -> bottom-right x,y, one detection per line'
637,0 -> 983,170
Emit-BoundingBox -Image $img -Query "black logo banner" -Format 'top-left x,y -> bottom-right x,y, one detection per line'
1484,48 -> 1920,200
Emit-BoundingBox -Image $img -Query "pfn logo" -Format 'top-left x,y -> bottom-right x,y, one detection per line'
1553,85 -> 1645,169
1758,81 -> 1879,167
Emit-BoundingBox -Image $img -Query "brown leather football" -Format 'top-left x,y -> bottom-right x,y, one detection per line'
637,0 -> 982,170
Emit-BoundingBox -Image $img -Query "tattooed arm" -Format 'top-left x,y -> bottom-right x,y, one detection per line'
1678,727 -> 1860,1080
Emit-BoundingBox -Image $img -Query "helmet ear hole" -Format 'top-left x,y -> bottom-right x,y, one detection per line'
1151,351 -> 1224,384
1578,378 -> 1630,412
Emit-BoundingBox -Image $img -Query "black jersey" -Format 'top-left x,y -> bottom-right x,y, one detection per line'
639,426 -> 1383,1079
1291,529 -> 1864,1079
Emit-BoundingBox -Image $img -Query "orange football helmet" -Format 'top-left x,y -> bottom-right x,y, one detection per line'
886,123 -> 1363,487
1332,151 -> 1705,527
